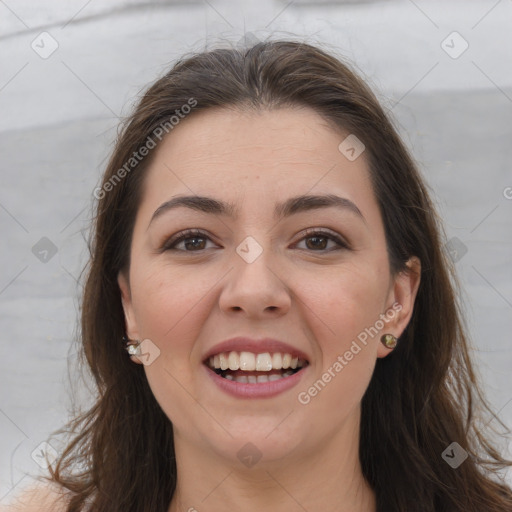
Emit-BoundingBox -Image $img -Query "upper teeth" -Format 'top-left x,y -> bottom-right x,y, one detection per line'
208,352 -> 306,371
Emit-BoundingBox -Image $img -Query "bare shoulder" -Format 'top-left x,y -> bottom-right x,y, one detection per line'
0,481 -> 71,512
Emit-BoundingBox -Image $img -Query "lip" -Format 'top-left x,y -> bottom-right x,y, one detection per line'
202,336 -> 310,399
203,363 -> 308,399
202,337 -> 310,363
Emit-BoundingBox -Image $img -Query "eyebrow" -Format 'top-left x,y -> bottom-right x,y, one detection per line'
148,193 -> 365,228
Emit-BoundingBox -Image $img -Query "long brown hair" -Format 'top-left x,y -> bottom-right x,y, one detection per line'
43,40 -> 512,511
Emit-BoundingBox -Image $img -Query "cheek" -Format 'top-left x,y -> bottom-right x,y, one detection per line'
130,265 -> 213,428
308,259 -> 389,344
128,269 -> 196,383
131,262 -> 209,338
299,261 -> 387,404
129,260 -> 226,383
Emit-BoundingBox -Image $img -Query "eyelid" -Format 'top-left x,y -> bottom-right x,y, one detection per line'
159,228 -> 216,252
161,227 -> 350,252
297,227 -> 350,250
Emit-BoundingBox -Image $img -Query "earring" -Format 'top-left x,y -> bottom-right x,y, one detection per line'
123,336 -> 141,356
380,333 -> 398,349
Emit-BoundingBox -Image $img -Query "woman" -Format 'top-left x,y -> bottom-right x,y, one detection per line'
5,40 -> 512,512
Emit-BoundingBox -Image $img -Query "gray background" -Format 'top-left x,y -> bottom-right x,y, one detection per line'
1,0 -> 511,503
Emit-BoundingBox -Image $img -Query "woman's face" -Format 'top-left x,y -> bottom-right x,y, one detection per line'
118,107 -> 420,467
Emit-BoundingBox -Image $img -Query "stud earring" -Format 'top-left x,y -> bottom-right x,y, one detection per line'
380,333 -> 398,349
123,336 -> 141,356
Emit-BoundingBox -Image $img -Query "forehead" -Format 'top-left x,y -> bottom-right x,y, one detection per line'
152,107 -> 352,168
138,107 -> 375,219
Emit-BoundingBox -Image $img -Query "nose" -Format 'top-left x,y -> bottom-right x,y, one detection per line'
218,239 -> 292,319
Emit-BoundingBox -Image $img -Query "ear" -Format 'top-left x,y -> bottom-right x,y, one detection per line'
377,256 -> 421,358
118,271 -> 143,365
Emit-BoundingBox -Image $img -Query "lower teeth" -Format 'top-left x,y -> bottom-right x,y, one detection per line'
222,371 -> 295,383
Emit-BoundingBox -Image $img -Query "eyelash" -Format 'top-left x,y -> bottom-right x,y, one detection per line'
161,228 -> 349,253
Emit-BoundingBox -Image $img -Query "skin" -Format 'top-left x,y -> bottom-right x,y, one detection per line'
118,107 -> 421,512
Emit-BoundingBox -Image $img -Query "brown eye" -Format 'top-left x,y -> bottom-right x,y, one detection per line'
295,229 -> 349,252
305,235 -> 329,250
162,229 -> 215,252
162,228 -> 349,254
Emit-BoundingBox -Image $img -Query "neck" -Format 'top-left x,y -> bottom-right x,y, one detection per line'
167,412 -> 376,512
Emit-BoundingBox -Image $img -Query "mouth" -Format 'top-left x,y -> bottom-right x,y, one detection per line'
204,351 -> 309,383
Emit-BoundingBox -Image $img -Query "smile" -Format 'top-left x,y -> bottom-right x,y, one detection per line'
204,351 -> 309,397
